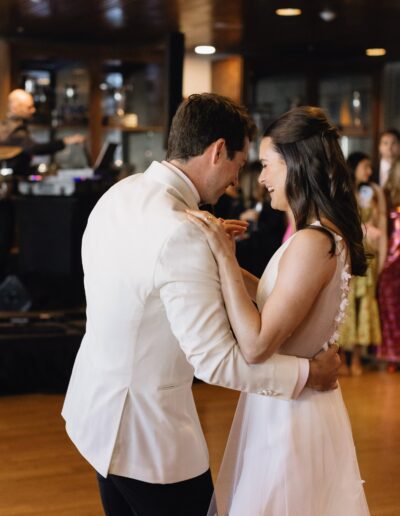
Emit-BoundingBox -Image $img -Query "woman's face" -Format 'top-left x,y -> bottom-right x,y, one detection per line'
379,133 -> 399,162
258,137 -> 289,211
355,158 -> 372,184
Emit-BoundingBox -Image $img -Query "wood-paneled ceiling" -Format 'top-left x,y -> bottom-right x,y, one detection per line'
0,0 -> 399,64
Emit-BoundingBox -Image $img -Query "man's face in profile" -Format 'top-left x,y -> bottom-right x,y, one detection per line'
202,138 -> 249,206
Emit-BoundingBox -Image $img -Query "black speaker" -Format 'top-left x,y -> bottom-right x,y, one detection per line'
15,196 -> 87,277
14,195 -> 97,308
164,32 -> 185,146
0,199 -> 14,276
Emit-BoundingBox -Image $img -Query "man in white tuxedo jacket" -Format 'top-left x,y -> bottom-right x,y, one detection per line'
62,93 -> 340,515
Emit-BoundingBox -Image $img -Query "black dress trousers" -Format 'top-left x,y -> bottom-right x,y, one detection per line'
96,469 -> 214,516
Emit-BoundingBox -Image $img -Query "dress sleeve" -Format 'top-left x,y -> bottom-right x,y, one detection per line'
154,219 -> 301,399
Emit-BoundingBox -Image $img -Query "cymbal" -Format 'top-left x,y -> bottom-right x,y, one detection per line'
0,145 -> 22,160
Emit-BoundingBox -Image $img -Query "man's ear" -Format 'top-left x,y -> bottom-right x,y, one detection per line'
210,139 -> 226,165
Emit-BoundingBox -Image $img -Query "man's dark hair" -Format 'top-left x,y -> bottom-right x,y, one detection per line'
166,93 -> 257,162
380,128 -> 400,142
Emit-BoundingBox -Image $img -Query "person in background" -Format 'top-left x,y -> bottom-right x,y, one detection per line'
339,151 -> 387,375
378,159 -> 400,372
281,211 -> 295,243
236,178 -> 286,277
239,173 -> 266,232
0,89 -> 85,174
213,184 -> 245,220
378,129 -> 400,187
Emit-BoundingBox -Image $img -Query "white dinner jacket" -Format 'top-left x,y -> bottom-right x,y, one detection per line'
62,161 -> 301,483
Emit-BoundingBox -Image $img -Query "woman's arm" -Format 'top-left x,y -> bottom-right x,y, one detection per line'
241,268 -> 259,301
216,217 -> 259,299
187,210 -> 336,363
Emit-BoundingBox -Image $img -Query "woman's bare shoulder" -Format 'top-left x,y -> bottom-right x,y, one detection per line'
279,228 -> 337,279
290,227 -> 336,254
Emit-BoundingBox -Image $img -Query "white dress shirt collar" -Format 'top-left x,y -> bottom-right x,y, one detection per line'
162,160 -> 201,206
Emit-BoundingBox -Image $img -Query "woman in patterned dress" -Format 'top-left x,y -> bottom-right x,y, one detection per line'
338,152 -> 387,375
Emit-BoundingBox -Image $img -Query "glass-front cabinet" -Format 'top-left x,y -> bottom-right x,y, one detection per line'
19,60 -> 166,174
250,72 -> 376,159
319,74 -> 373,156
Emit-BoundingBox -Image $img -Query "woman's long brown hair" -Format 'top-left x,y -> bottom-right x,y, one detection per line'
264,106 -> 367,275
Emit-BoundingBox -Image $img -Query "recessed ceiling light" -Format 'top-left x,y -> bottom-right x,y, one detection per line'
105,7 -> 124,27
275,8 -> 302,16
365,48 -> 386,57
194,45 -> 216,55
319,9 -> 336,22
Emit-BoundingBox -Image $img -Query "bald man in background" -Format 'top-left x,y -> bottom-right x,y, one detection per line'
0,89 -> 85,173
0,90 -> 86,278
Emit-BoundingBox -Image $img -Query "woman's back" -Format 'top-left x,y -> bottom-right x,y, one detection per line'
257,222 -> 349,359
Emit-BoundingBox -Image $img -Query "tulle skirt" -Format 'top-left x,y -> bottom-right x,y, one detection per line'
208,385 -> 369,516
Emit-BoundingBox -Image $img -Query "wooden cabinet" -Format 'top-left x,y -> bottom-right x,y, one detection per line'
0,38 -> 169,173
17,62 -> 167,173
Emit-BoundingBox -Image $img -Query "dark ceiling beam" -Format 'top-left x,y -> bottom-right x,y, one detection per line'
9,37 -> 164,64
247,55 -> 386,79
1,0 -> 400,65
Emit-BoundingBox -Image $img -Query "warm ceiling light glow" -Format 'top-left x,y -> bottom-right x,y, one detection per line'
365,48 -> 386,57
194,45 -> 216,55
275,8 -> 302,16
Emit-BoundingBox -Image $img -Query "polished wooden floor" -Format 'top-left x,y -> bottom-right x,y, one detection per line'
0,372 -> 399,515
